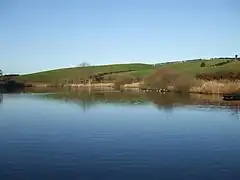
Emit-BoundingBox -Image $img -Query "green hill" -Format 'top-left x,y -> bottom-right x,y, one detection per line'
115,58 -> 240,78
15,58 -> 240,85
16,63 -> 154,84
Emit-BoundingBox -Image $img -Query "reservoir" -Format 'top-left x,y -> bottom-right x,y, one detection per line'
0,90 -> 240,180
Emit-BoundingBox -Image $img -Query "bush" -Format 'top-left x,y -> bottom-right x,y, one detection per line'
144,68 -> 179,90
190,80 -> 240,94
200,62 -> 206,67
174,75 -> 195,93
196,71 -> 240,81
210,60 -> 232,67
133,76 -> 142,83
144,67 -> 194,92
114,75 -> 133,90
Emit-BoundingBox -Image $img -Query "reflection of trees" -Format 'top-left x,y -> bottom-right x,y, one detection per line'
229,106 -> 240,121
42,89 -> 240,113
72,100 -> 94,112
145,92 -> 192,111
45,90 -> 148,111
0,93 -> 2,104
72,95 -> 96,112
63,92 -> 193,113
50,91 -> 96,112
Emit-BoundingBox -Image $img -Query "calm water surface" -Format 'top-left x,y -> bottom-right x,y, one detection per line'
0,91 -> 240,180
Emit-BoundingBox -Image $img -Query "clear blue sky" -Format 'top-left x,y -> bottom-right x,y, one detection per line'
0,0 -> 239,74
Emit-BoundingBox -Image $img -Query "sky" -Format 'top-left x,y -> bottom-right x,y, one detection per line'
0,0 -> 239,74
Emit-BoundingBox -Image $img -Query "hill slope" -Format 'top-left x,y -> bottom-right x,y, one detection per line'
15,58 -> 240,84
111,58 -> 240,78
16,63 -> 154,84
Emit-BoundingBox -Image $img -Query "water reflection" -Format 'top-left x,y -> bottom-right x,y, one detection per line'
1,88 -> 240,180
0,93 -> 2,104
26,88 -> 240,113
1,88 -> 240,114
43,90 -> 149,112
145,92 -> 193,110
230,108 -> 240,121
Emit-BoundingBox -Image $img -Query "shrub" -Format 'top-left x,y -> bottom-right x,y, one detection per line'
200,62 -> 206,67
144,68 -> 179,89
144,67 -> 194,93
196,71 -> 240,81
133,76 -> 142,83
190,80 -> 240,94
210,60 -> 232,67
114,75 -> 133,90
174,75 -> 195,93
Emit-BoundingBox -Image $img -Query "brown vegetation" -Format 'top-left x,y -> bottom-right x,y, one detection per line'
196,72 -> 240,81
141,67 -> 240,94
190,80 -> 240,94
173,75 -> 195,93
143,68 -> 194,93
114,75 -> 134,90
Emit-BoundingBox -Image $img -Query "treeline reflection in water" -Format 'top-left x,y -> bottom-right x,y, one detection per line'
0,93 -> 2,104
7,87 -> 240,111
1,88 -> 240,116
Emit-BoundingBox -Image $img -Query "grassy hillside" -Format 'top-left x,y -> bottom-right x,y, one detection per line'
113,58 -> 239,78
155,58 -> 239,74
16,63 -> 154,84
15,58 -> 240,84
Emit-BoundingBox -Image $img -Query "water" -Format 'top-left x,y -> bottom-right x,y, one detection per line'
0,90 -> 240,180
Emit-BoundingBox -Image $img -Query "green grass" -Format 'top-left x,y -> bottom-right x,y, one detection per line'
106,59 -> 239,78
154,58 -> 235,74
15,58 -> 240,84
16,63 -> 154,84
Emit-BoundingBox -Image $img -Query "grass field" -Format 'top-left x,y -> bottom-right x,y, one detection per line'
16,63 -> 154,84
15,58 -> 240,84
113,58 -> 240,78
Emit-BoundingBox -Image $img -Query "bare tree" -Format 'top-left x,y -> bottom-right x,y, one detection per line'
78,62 -> 93,85
79,62 -> 90,68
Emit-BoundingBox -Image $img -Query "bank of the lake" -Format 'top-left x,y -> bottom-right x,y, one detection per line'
0,80 -> 25,93
24,80 -> 240,96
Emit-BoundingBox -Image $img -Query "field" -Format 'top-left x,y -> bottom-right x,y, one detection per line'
15,58 -> 240,85
16,63 -> 153,84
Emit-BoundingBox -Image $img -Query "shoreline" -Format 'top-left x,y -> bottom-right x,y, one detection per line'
25,80 -> 240,95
